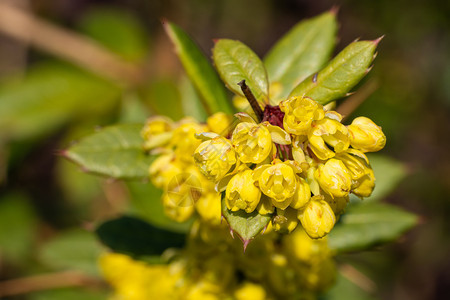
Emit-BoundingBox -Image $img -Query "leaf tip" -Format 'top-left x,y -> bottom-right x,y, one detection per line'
212,38 -> 220,44
372,35 -> 385,46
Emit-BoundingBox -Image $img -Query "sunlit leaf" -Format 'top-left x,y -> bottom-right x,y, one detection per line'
264,11 -> 337,102
289,39 -> 380,105
221,193 -> 272,246
164,21 -> 233,115
39,229 -> 103,276
213,39 -> 269,105
64,124 -> 152,180
96,216 -> 185,257
328,202 -> 418,253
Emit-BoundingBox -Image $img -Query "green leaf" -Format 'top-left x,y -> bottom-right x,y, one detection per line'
164,21 -> 233,115
289,39 -> 380,105
64,124 -> 152,180
39,229 -> 103,276
0,63 -> 121,142
264,11 -> 337,102
328,202 -> 418,253
0,193 -> 37,263
95,216 -> 185,257
350,154 -> 407,203
213,39 -> 269,105
127,181 -> 193,234
78,7 -> 149,62
221,193 -> 272,246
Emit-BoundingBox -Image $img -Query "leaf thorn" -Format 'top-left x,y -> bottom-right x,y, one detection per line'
372,35 -> 385,45
329,5 -> 340,15
242,239 -> 251,252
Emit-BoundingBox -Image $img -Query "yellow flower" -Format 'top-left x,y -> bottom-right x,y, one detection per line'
335,149 -> 375,197
280,96 -> 325,135
273,207 -> 299,234
290,176 -> 311,209
171,118 -> 208,162
141,116 -> 174,150
206,112 -> 235,136
225,169 -> 261,213
322,193 -> 349,216
163,192 -> 195,222
298,195 -> 336,239
352,168 -> 375,198
99,253 -> 179,300
315,159 -> 352,198
254,160 -> 299,203
283,227 -> 330,263
231,122 -> 273,164
194,136 -> 237,182
148,153 -> 183,189
234,282 -> 267,300
335,149 -> 371,181
195,192 -> 222,225
308,117 -> 350,160
347,116 -> 386,152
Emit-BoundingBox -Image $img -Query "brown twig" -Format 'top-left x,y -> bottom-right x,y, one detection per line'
0,271 -> 103,297
237,80 -> 263,121
0,1 -> 143,85
336,79 -> 379,122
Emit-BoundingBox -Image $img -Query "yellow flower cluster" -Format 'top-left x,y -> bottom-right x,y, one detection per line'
194,96 -> 386,238
100,223 -> 336,300
141,113 -> 234,224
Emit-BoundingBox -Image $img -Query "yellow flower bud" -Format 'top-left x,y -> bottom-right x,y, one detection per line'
234,282 -> 267,300
148,153 -> 182,189
322,193 -> 349,216
231,122 -> 273,164
171,119 -> 208,162
335,149 -> 375,197
296,257 -> 337,292
254,160 -> 298,202
141,116 -> 174,150
347,116 -> 386,152
225,169 -> 261,213
352,168 -> 375,198
335,149 -> 371,181
298,195 -> 336,238
280,96 -> 325,135
315,159 -> 352,198
290,176 -> 311,209
273,207 -> 299,234
194,136 -> 237,182
283,227 -> 330,264
308,117 -> 350,160
206,112 -> 235,136
195,192 -> 222,225
163,192 -> 195,222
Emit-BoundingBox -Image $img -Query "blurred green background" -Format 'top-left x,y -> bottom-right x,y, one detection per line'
0,0 -> 449,299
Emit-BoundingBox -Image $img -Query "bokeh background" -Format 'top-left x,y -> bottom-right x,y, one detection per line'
0,0 -> 449,299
